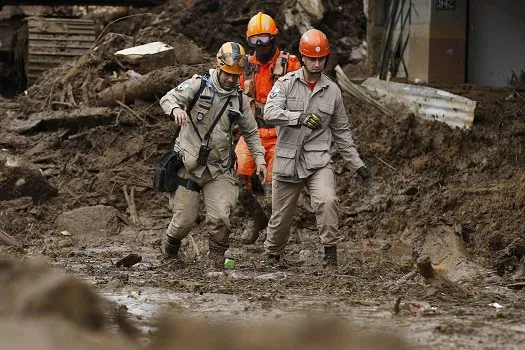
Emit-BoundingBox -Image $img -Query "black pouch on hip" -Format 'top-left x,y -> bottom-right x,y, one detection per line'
197,140 -> 212,166
153,150 -> 184,192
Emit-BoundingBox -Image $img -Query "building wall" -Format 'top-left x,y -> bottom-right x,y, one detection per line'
407,0 -> 432,82
468,0 -> 525,86
428,0 -> 467,84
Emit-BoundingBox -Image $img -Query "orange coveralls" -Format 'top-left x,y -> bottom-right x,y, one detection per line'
235,49 -> 301,184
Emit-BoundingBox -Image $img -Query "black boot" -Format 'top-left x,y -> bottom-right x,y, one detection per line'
164,236 -> 181,259
323,246 -> 337,267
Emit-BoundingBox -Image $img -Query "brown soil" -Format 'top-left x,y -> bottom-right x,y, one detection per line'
1,0 -> 525,348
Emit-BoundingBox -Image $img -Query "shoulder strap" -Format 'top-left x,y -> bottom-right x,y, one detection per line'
187,73 -> 209,113
168,73 -> 209,149
189,95 -> 233,143
238,89 -> 243,112
203,95 -> 232,142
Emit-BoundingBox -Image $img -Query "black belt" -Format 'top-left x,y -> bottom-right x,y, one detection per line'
175,176 -> 201,192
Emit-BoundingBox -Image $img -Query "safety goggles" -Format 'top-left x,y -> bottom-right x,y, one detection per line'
219,52 -> 248,68
248,34 -> 274,47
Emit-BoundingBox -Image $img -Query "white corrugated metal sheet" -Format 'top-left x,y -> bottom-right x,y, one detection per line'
361,78 -> 477,129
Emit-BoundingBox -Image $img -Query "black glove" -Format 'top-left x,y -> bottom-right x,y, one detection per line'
298,113 -> 323,130
356,166 -> 372,186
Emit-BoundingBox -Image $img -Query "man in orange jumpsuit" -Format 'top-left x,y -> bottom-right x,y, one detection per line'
235,12 -> 301,244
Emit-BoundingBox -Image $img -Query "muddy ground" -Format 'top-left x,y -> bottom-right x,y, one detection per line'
1,0 -> 525,349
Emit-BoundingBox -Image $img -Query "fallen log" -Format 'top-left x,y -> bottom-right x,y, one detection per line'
8,107 -> 116,133
98,64 -> 209,106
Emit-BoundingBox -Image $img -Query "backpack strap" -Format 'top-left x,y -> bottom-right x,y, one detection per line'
169,73 -> 209,149
187,73 -> 209,112
272,51 -> 290,77
238,89 -> 243,112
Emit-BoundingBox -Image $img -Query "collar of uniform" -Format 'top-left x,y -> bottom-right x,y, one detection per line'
295,68 -> 330,89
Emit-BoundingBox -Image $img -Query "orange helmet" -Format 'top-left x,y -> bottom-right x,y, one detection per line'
246,12 -> 279,38
299,29 -> 330,58
216,41 -> 247,75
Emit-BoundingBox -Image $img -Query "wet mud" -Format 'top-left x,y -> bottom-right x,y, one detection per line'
1,0 -> 525,348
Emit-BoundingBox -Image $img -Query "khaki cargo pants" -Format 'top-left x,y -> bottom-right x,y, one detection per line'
264,166 -> 342,256
166,168 -> 239,251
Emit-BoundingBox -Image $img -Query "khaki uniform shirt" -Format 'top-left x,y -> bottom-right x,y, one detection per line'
160,69 -> 265,179
264,68 -> 365,183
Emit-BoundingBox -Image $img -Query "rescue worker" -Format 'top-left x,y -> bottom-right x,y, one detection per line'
235,12 -> 301,244
159,42 -> 267,268
263,29 -> 372,267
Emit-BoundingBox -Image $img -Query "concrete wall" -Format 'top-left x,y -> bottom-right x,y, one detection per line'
428,0 -> 467,84
468,0 -> 525,86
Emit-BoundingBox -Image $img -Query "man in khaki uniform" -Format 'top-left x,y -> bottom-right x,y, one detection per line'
160,42 -> 267,268
263,29 -> 372,267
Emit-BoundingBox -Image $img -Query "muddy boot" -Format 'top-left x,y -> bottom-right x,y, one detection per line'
164,236 -> 181,259
241,215 -> 269,245
262,254 -> 285,270
239,191 -> 269,245
206,247 -> 225,270
323,246 -> 337,267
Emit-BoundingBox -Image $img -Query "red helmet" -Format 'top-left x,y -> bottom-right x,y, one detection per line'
299,29 -> 330,57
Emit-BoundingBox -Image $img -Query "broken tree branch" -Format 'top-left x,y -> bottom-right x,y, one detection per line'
122,185 -> 141,226
0,228 -> 22,248
374,155 -> 398,172
115,101 -> 148,125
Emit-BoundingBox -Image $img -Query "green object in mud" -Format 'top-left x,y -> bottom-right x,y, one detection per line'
224,258 -> 235,269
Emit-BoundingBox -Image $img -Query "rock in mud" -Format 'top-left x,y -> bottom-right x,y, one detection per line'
0,150 -> 58,203
56,205 -> 119,236
299,249 -> 316,265
115,42 -> 176,74
115,253 -> 142,268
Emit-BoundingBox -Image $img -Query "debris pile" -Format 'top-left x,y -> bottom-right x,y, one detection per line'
0,0 -> 525,347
